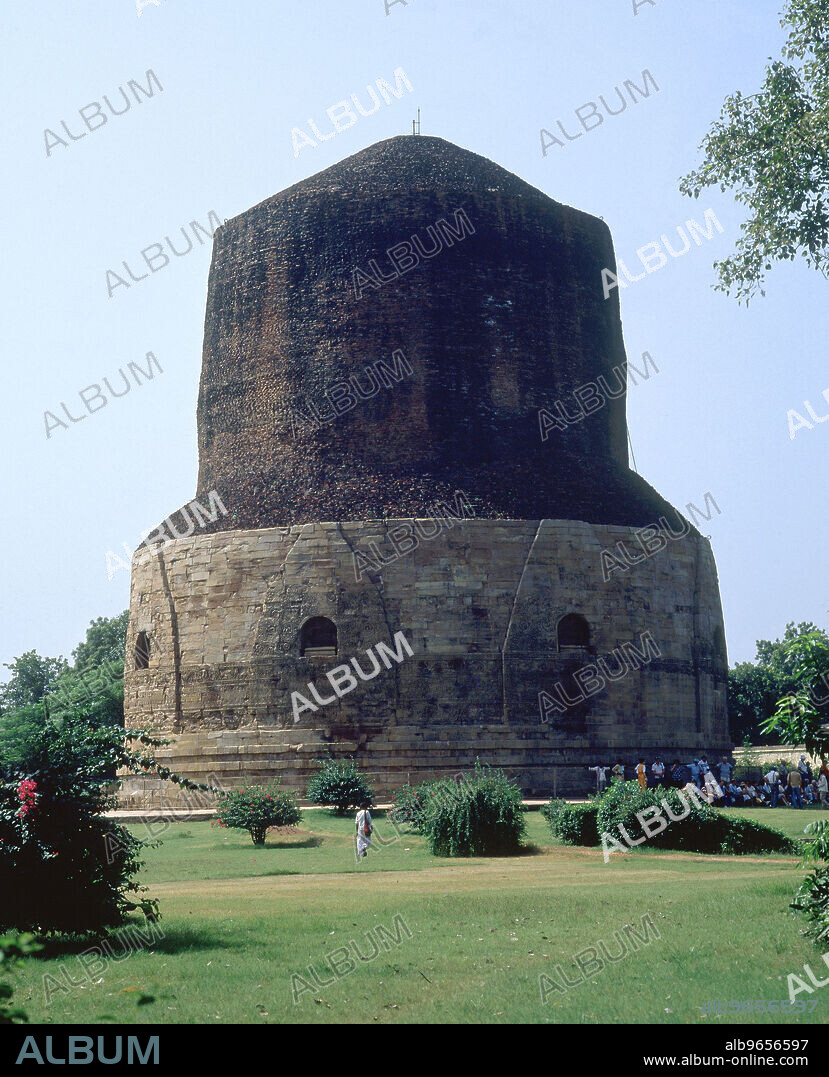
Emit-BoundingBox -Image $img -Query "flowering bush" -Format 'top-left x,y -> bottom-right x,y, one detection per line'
214,783 -> 301,845
388,784 -> 428,832
0,707 -> 217,935
15,780 -> 37,819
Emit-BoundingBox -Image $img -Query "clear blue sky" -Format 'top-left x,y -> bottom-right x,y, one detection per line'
1,0 -> 826,675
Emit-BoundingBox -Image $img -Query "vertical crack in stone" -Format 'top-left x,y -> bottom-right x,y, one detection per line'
692,536 -> 703,737
155,546 -> 182,730
252,525 -> 307,660
501,520 -> 544,724
335,520 -> 401,723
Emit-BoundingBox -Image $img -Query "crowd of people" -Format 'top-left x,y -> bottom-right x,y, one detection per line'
587,753 -> 829,809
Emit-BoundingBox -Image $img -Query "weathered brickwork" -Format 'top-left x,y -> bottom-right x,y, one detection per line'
159,136 -> 688,535
123,136 -> 729,804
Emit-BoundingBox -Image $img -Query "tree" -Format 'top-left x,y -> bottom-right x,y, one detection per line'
760,626 -> 829,946
761,628 -> 829,761
728,661 -> 783,745
728,622 -> 829,743
0,612 -> 129,721
679,0 -> 829,302
43,611 -> 128,724
0,652 -> 67,715
70,611 -> 129,674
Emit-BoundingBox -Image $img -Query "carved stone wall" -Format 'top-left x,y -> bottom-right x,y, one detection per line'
121,518 -> 728,805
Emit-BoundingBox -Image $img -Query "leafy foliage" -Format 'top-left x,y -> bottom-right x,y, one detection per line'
542,782 -> 796,855
0,612 -> 129,734
306,757 -> 374,816
70,612 -> 129,674
0,932 -> 41,1024
601,782 -> 796,855
215,783 -> 301,845
800,817 -> 829,865
729,622 -> 829,744
418,763 -> 526,857
388,778 -> 473,834
733,738 -> 762,781
793,864 -> 829,943
679,0 -> 829,301
0,652 -> 67,715
542,799 -> 599,846
761,629 -> 829,761
0,707 -> 215,935
718,816 -> 799,856
388,782 -> 430,832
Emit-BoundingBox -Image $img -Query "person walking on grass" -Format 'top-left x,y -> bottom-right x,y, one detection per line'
356,805 -> 373,859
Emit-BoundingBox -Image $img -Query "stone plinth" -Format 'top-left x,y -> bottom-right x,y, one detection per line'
121,517 -> 728,804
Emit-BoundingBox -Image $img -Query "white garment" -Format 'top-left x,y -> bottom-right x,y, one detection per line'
588,765 -> 609,790
356,808 -> 372,857
703,771 -> 723,801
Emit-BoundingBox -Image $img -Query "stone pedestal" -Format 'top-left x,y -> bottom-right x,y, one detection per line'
122,517 -> 729,804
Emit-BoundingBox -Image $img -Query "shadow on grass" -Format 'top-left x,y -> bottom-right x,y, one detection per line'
31,922 -> 244,960
430,843 -> 548,859
264,836 -> 323,849
515,843 -> 547,857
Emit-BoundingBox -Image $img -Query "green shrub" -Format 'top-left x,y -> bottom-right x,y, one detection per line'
793,865 -> 829,943
790,819 -> 829,942
0,709 -> 211,935
542,799 -> 599,846
215,783 -> 301,845
718,816 -> 797,856
306,757 -> 373,816
388,783 -> 429,832
595,781 -> 797,855
419,763 -> 526,857
596,782 -> 669,845
389,778 -> 469,834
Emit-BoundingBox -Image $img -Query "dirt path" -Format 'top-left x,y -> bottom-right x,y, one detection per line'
151,848 -> 798,901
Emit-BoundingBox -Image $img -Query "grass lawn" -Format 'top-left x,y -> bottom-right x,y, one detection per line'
10,808 -> 828,1025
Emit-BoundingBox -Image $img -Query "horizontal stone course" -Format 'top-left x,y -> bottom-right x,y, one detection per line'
123,517 -> 728,805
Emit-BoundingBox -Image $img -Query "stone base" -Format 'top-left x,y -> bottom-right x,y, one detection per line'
123,518 -> 729,806
118,727 -> 731,807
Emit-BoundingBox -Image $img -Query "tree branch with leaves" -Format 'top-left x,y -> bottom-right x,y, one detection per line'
679,0 -> 829,302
